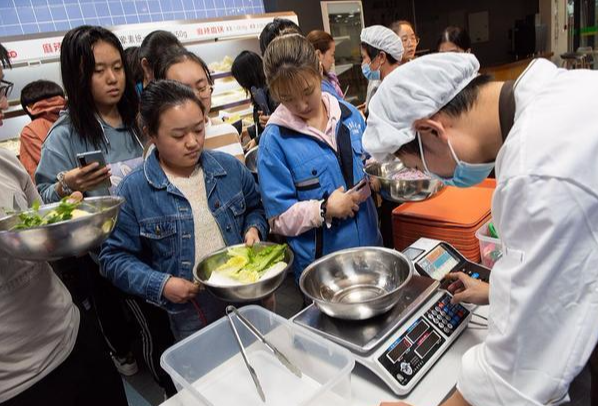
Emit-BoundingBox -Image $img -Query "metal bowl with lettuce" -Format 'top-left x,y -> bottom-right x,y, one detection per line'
0,196 -> 124,261
194,242 -> 293,302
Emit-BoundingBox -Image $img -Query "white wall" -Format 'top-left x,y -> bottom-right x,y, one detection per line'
0,36 -> 260,141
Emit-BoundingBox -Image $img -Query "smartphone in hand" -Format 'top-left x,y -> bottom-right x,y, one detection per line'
76,150 -> 111,190
347,178 -> 367,194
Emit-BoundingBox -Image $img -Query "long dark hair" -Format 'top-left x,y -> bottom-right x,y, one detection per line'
60,25 -> 141,149
124,46 -> 144,84
231,51 -> 266,91
437,26 -> 472,52
0,43 -> 11,68
259,18 -> 302,55
138,30 -> 183,75
140,79 -> 205,137
154,48 -> 213,85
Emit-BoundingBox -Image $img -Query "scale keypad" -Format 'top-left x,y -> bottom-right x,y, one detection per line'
425,293 -> 469,336
377,318 -> 446,387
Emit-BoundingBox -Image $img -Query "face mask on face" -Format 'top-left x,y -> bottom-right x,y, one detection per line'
417,132 -> 494,188
361,61 -> 381,81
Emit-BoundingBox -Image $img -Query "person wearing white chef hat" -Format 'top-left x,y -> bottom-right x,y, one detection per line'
367,52 -> 598,406
360,25 -> 404,117
360,25 -> 404,82
359,25 -> 405,247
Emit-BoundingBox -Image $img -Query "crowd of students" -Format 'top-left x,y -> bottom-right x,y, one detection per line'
0,18 -> 474,405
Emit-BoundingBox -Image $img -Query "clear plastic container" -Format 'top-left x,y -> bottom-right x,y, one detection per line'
161,305 -> 355,406
475,219 -> 503,269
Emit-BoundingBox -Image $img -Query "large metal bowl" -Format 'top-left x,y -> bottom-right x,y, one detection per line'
194,242 -> 293,302
364,160 -> 445,203
299,247 -> 414,320
0,196 -> 125,261
244,146 -> 258,175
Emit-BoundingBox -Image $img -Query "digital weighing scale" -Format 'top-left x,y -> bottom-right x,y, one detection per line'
292,238 -> 491,396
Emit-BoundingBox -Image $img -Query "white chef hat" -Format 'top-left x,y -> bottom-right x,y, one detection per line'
363,52 -> 480,161
360,25 -> 404,62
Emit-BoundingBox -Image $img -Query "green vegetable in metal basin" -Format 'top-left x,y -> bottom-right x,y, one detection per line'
11,197 -> 90,231
215,244 -> 287,283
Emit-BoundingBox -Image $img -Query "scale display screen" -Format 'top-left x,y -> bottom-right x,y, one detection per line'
417,245 -> 460,280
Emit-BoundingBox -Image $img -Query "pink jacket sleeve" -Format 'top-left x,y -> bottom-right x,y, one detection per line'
269,184 -> 371,237
269,200 -> 323,237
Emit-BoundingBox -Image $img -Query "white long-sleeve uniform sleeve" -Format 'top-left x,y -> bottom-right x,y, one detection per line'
458,175 -> 598,405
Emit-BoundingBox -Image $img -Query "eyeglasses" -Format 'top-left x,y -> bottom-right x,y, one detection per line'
401,35 -> 420,45
0,79 -> 13,99
197,84 -> 214,98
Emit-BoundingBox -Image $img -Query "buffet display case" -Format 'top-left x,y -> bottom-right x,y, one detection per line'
0,12 -> 298,153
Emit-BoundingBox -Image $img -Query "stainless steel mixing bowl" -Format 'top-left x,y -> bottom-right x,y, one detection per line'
0,196 -> 125,261
244,146 -> 258,175
194,242 -> 294,302
364,160 -> 445,203
299,247 -> 414,320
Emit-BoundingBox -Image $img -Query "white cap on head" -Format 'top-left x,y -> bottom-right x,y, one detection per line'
363,52 -> 480,161
360,25 -> 404,62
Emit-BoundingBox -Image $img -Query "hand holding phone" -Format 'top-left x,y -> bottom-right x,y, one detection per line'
62,150 -> 112,193
347,178 -> 368,194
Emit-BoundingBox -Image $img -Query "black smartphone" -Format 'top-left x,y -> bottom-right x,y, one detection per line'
250,86 -> 271,116
76,150 -> 111,189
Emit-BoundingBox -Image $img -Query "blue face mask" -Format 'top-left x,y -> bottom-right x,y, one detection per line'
361,62 -> 381,81
417,133 -> 494,188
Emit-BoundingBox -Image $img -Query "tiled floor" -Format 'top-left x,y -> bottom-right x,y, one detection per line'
124,275 -> 592,406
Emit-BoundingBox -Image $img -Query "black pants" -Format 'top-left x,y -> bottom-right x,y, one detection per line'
125,296 -> 177,396
378,199 -> 400,249
591,343 -> 598,406
52,255 -> 133,357
53,255 -> 177,395
2,311 -> 127,406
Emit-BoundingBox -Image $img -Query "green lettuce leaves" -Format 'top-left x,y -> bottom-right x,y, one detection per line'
214,244 -> 287,283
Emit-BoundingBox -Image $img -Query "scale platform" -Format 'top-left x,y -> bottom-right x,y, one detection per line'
292,275 -> 472,395
293,275 -> 438,353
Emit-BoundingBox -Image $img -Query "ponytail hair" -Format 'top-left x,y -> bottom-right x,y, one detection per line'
263,34 -> 321,102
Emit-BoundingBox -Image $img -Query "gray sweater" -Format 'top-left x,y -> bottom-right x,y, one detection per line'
35,112 -> 143,203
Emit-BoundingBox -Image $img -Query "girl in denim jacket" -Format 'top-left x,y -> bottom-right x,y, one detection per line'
100,80 -> 268,340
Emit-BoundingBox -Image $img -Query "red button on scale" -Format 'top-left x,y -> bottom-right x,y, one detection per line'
439,302 -> 444,308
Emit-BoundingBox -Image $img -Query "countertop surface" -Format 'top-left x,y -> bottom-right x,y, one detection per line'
160,306 -> 489,406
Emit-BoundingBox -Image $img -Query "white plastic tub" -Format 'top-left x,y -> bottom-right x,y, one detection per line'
475,219 -> 503,269
161,305 -> 355,406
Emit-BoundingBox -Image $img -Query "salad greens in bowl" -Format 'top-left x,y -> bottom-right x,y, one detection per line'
194,242 -> 293,302
0,196 -> 124,261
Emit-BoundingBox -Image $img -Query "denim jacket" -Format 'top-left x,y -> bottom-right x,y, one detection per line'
99,149 -> 268,312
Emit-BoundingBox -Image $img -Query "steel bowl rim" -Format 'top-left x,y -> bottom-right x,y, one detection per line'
0,196 -> 126,234
194,241 -> 294,288
244,145 -> 259,159
363,162 -> 436,183
299,246 -> 414,306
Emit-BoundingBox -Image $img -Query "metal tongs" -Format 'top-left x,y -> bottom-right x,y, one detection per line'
225,305 -> 302,403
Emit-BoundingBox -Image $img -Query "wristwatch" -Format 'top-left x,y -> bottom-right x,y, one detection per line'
57,171 -> 73,195
319,198 -> 328,223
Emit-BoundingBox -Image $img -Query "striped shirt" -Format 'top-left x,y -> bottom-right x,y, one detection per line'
204,118 -> 244,163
